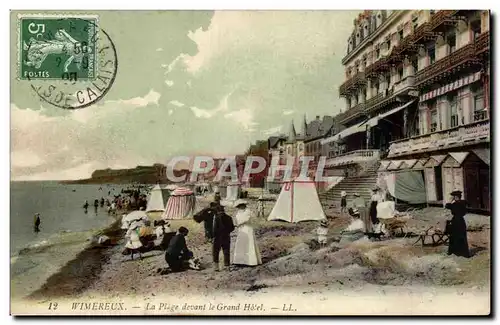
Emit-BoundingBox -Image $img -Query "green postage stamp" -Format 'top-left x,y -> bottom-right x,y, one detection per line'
18,14 -> 98,80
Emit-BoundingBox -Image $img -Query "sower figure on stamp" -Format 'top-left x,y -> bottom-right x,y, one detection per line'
445,190 -> 470,258
212,205 -> 235,272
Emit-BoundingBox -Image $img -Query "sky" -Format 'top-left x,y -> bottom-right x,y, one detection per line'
11,10 -> 360,180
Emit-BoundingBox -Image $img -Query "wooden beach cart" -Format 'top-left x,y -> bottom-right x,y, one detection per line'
413,226 -> 449,247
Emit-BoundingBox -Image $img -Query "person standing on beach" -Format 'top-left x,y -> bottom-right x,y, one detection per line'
340,191 -> 347,214
352,193 -> 369,232
212,205 -> 235,272
232,200 -> 262,267
33,213 -> 41,233
445,190 -> 470,258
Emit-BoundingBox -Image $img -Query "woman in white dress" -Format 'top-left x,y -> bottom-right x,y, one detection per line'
125,221 -> 143,260
232,200 -> 262,266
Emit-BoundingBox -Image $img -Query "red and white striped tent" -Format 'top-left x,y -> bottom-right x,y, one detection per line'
162,187 -> 196,220
267,176 -> 325,223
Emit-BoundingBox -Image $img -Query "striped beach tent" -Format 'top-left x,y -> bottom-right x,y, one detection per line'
162,187 -> 196,220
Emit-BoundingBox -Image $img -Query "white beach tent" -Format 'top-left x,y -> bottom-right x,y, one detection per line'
146,184 -> 168,212
267,176 -> 326,223
225,182 -> 241,201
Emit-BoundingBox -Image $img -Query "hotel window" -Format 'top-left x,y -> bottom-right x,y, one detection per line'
398,29 -> 404,41
397,66 -> 404,81
411,56 -> 418,73
427,45 -> 436,65
412,16 -> 419,30
471,20 -> 481,40
446,31 -> 457,54
376,47 -> 380,59
472,86 -> 487,121
429,102 -> 438,132
449,94 -> 459,127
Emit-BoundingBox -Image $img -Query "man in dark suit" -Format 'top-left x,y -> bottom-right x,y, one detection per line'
165,227 -> 193,272
212,205 -> 235,271
445,190 -> 470,258
199,202 -> 218,242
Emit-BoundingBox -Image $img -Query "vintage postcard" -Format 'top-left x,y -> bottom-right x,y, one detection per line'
10,10 -> 491,316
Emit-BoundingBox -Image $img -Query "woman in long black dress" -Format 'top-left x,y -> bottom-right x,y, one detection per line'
369,187 -> 382,227
445,190 -> 470,258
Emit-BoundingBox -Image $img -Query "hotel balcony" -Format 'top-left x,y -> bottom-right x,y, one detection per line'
336,102 -> 366,125
387,119 -> 490,158
339,72 -> 366,96
411,22 -> 438,44
393,75 -> 416,96
325,149 -> 380,167
429,10 -> 460,32
365,57 -> 390,78
415,43 -> 480,88
475,31 -> 490,56
364,88 -> 394,113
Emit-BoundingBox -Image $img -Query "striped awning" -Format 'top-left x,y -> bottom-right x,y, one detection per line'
321,121 -> 367,144
171,187 -> 194,196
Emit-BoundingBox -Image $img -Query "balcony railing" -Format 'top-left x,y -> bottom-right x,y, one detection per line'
325,149 -> 380,167
393,75 -> 416,95
339,72 -> 366,96
387,119 -> 490,157
336,102 -> 366,124
415,43 -> 478,87
365,57 -> 389,78
365,88 -> 394,112
429,10 -> 459,31
474,110 -> 489,121
475,31 -> 490,55
411,22 -> 437,44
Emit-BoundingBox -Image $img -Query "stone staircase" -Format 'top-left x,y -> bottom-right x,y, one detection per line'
320,161 -> 381,210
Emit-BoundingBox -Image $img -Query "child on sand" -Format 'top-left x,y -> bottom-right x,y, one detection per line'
316,219 -> 329,247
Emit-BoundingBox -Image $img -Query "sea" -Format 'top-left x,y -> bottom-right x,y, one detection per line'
10,181 -> 130,299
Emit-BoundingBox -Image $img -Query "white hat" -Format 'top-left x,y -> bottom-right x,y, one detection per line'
234,199 -> 248,208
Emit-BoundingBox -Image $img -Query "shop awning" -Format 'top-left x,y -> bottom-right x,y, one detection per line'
321,120 -> 367,145
472,149 -> 490,165
362,100 -> 417,128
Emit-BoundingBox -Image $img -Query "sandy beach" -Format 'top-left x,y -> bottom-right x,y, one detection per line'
12,199 -> 491,316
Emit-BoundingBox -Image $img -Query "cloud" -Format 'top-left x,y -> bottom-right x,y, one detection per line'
69,89 -> 161,124
262,126 -> 283,136
117,89 -> 161,107
190,106 -> 213,119
165,80 -> 174,87
169,100 -> 185,107
156,47 -> 164,52
168,109 -> 174,115
224,108 -> 257,131
283,109 -> 294,116
11,150 -> 44,168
